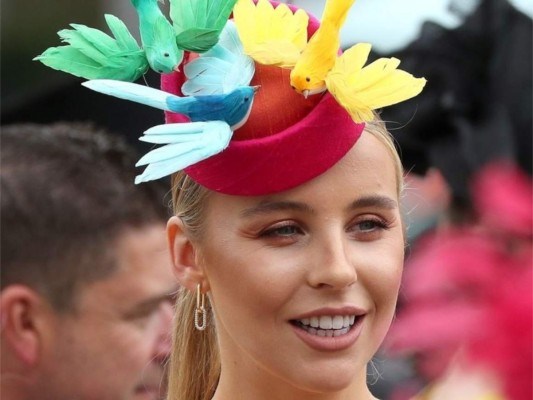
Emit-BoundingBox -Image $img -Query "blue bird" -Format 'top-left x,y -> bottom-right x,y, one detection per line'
81,79 -> 259,183
82,80 -> 257,128
79,20 -> 257,184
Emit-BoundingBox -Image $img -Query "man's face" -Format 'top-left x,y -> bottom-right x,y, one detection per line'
39,223 -> 176,400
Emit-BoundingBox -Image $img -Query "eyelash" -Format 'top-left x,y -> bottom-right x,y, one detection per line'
352,217 -> 391,232
258,216 -> 391,240
259,222 -> 303,238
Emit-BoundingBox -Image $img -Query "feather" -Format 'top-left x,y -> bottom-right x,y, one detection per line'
175,29 -> 220,53
233,0 -> 308,67
290,0 -> 355,94
326,43 -> 426,123
182,21 -> 254,95
132,0 -> 183,74
104,14 -> 141,52
321,0 -> 356,30
34,16 -> 149,81
170,0 -> 238,52
134,121 -> 232,183
82,80 -> 174,111
58,28 -> 116,66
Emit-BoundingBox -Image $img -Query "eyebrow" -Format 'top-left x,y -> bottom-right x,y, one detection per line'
125,289 -> 178,318
240,201 -> 314,218
347,195 -> 398,211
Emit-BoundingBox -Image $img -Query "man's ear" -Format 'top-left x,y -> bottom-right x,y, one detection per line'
1,285 -> 47,367
167,216 -> 209,292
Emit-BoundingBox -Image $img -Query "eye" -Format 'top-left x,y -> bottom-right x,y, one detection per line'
291,85 -> 296,90
158,69 -> 163,73
259,222 -> 303,238
244,97 -> 249,102
348,216 -> 391,241
164,52 -> 170,57
357,219 -> 386,232
305,77 -> 311,82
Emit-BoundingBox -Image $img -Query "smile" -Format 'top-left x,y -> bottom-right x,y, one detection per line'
293,315 -> 358,337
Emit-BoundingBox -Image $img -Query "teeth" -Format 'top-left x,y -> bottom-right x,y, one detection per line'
319,316 -> 333,329
332,315 -> 344,329
298,314 -> 357,330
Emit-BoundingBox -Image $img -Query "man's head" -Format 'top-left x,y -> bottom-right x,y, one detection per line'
1,123 -> 177,400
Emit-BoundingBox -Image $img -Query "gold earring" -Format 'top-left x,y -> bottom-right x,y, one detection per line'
194,284 -> 207,331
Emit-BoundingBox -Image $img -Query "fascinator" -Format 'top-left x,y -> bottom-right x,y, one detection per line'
36,0 -> 426,195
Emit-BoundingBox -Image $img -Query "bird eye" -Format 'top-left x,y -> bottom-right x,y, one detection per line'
305,77 -> 311,82
164,52 -> 170,57
244,97 -> 249,102
158,70 -> 163,73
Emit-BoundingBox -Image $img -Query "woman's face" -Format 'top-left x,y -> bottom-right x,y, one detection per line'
195,132 -> 404,395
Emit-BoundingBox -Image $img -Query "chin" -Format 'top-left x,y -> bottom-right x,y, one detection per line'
288,361 -> 363,394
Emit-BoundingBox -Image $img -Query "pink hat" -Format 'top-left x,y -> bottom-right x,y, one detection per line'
161,2 -> 363,196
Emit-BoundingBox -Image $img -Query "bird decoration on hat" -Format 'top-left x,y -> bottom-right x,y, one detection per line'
232,0 -> 309,68
81,21 -> 257,183
234,0 -> 426,123
34,0 -> 238,81
35,0 -> 427,187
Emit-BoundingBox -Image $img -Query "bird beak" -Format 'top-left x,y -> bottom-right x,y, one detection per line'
252,85 -> 261,93
302,90 -> 310,99
173,65 -> 180,72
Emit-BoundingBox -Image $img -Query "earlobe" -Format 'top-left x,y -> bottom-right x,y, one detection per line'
167,216 -> 208,292
1,286 -> 44,367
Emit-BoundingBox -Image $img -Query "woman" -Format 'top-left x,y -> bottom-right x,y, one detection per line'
166,116 -> 406,400
37,0 -> 425,398
157,2 -> 422,396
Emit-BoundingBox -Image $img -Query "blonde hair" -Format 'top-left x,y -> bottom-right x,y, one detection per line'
166,117 -> 403,400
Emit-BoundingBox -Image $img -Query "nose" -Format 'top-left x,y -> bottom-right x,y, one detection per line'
307,236 -> 357,290
153,301 -> 174,362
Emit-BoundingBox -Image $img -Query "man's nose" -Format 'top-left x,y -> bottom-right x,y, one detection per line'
154,301 -> 174,361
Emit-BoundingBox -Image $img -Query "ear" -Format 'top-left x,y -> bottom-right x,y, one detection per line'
1,285 -> 48,367
167,216 -> 209,293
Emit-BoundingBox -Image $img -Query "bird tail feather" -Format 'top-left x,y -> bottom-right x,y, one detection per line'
322,0 -> 356,30
82,80 -> 174,111
134,121 -> 232,183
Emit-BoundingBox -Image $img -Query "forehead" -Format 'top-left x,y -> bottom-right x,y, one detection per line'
76,224 -> 176,308
207,132 -> 399,213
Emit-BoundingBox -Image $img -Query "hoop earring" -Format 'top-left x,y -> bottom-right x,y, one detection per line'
194,284 -> 207,331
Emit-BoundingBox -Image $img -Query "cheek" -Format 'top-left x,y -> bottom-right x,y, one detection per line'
360,239 -> 404,338
203,245 -> 302,323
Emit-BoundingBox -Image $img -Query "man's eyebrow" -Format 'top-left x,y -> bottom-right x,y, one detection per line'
240,201 -> 314,218
125,289 -> 178,317
347,195 -> 398,211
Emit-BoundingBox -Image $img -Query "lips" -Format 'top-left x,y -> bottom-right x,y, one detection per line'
289,308 -> 366,351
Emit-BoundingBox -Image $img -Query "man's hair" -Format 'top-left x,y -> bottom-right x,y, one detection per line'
1,122 -> 169,312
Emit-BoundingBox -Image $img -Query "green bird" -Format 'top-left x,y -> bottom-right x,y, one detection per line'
131,0 -> 183,74
35,0 -> 239,82
170,0 -> 239,52
34,14 -> 149,82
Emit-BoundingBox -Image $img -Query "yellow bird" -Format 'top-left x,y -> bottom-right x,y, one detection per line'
235,0 -> 426,124
326,43 -> 427,123
233,0 -> 309,68
290,0 -> 356,97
